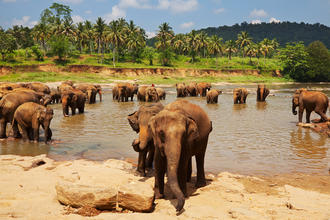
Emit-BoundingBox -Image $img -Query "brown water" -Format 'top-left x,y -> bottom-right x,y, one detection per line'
1,83 -> 329,175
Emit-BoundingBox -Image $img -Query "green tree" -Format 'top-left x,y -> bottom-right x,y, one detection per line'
156,22 -> 174,66
306,41 -> 330,82
279,42 -> 309,81
94,17 -> 107,63
236,31 -> 251,58
225,40 -> 237,60
75,22 -> 87,53
0,30 -> 16,60
50,35 -> 71,61
260,38 -> 274,60
108,19 -> 125,67
84,20 -> 94,54
245,43 -> 256,63
208,35 -> 223,68
187,30 -> 201,63
143,46 -> 156,65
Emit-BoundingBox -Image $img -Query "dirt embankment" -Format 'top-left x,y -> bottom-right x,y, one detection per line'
0,64 -> 282,77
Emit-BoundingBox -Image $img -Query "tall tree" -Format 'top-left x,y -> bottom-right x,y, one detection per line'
108,20 -> 125,67
208,35 -> 223,68
0,29 -> 16,60
156,22 -> 174,66
225,40 -> 237,60
94,17 -> 106,56
236,31 -> 251,58
187,30 -> 201,63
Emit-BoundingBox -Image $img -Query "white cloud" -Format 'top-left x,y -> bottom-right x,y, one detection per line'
157,0 -> 198,13
146,31 -> 156,38
250,9 -> 268,18
269,17 -> 280,23
214,7 -> 224,14
119,0 -> 151,9
72,15 -> 84,24
85,10 -> 92,14
12,16 -> 37,28
251,19 -> 261,24
2,0 -> 16,2
180,21 -> 194,29
58,0 -> 83,4
104,5 -> 126,23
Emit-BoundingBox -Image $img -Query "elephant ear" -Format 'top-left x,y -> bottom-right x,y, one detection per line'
127,111 -> 139,133
186,117 -> 199,143
148,116 -> 157,138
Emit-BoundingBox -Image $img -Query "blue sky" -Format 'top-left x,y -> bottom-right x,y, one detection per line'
1,0 -> 330,37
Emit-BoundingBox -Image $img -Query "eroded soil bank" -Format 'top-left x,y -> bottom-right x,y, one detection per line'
0,154 -> 329,220
0,64 -> 281,77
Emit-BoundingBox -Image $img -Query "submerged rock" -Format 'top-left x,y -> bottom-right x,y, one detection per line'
55,159 -> 154,212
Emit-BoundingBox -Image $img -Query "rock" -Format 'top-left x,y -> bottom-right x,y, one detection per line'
55,159 -> 154,212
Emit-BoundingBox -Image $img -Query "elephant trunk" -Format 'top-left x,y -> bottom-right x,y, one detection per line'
87,90 -> 92,104
62,99 -> 69,117
44,124 -> 51,143
166,141 -> 185,212
259,89 -> 264,101
292,101 -> 298,115
138,126 -> 149,151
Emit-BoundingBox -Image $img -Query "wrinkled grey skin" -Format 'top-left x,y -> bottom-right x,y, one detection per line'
127,102 -> 164,176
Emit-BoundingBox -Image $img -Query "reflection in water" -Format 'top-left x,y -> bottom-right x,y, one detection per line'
0,83 -> 329,175
290,127 -> 328,159
256,102 -> 267,110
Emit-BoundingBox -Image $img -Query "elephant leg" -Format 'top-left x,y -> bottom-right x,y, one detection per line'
306,110 -> 311,123
137,150 -> 147,176
187,157 -> 192,182
154,147 -> 166,199
33,126 -> 40,142
315,109 -> 328,122
12,119 -> 21,138
78,105 -> 84,114
298,108 -> 304,123
195,147 -> 207,188
19,124 -> 29,141
146,144 -> 155,169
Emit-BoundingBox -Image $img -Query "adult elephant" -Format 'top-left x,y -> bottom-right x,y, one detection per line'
76,84 -> 98,104
186,82 -> 198,96
156,88 -> 166,100
176,83 -> 188,98
147,100 -> 212,212
61,89 -> 86,116
206,89 -> 222,104
233,88 -> 248,104
25,82 -> 51,94
126,83 -> 139,101
12,102 -> 53,143
137,86 -> 148,101
50,88 -> 61,104
257,85 -> 270,102
0,82 -> 24,90
58,83 -> 74,94
94,84 -> 102,102
127,103 -> 164,176
0,91 -> 43,138
292,89 -> 329,123
145,87 -> 159,102
197,82 -> 211,97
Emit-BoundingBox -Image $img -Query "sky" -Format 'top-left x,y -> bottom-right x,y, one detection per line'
0,0 -> 330,38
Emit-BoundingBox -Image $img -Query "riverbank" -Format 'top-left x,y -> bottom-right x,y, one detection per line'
1,154 -> 329,219
0,64 -> 289,84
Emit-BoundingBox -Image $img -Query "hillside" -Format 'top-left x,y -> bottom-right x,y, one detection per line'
147,22 -> 330,48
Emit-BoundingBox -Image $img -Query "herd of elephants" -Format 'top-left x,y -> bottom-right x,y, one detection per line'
0,80 -> 329,212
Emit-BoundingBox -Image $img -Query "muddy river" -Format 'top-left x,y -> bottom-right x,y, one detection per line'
1,83 -> 329,175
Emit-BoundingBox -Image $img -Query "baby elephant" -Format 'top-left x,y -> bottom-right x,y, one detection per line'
206,89 -> 222,104
12,102 -> 54,143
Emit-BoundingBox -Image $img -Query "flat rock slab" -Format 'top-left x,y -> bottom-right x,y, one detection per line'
55,159 -> 154,212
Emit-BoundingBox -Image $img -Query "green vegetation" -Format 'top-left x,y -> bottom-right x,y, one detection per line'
0,3 -> 328,83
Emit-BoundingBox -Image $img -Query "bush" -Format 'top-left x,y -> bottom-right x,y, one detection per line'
306,41 -> 330,82
31,45 -> 44,61
49,36 -> 71,61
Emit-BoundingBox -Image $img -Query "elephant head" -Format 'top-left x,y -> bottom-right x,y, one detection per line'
42,94 -> 53,106
233,88 -> 242,104
61,91 -> 75,116
95,85 -> 102,102
145,87 -> 159,102
148,110 -> 199,211
117,85 -> 127,102
176,83 -> 187,97
37,106 -> 54,143
257,85 -> 270,102
86,86 -> 97,104
292,89 -> 305,115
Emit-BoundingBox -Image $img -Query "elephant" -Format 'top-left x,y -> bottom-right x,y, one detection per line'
58,83 -> 74,94
206,89 -> 222,104
12,102 -> 53,143
50,88 -> 61,104
0,91 -> 43,138
197,82 -> 211,97
257,85 -> 270,102
147,100 -> 212,212
76,84 -> 98,104
61,89 -> 86,116
126,83 -> 139,101
94,84 -> 102,102
156,88 -> 166,100
25,82 -> 51,94
186,82 -> 198,96
176,83 -> 188,97
62,80 -> 74,87
127,103 -> 164,176
0,82 -> 25,90
292,89 -> 329,123
117,84 -> 129,102
233,88 -> 248,104
137,86 -> 148,101
145,87 -> 159,102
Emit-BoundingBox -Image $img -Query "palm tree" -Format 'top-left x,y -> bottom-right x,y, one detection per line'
108,19 -> 125,67
236,31 -> 251,58
173,34 -> 185,55
127,31 -> 145,62
186,30 -> 201,63
156,22 -> 174,66
245,43 -> 256,63
225,40 -> 237,60
84,20 -> 94,54
94,17 -> 106,55
260,38 -> 274,61
32,22 -> 50,53
75,22 -> 87,53
208,35 -> 223,68
199,31 -> 209,57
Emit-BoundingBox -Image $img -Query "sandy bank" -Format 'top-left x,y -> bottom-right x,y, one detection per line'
0,154 -> 330,220
0,64 -> 281,77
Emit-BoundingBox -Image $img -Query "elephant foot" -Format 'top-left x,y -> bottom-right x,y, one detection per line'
135,169 -> 146,177
154,191 -> 164,199
195,180 -> 206,188
176,198 -> 185,212
13,133 -> 22,139
0,135 -> 7,139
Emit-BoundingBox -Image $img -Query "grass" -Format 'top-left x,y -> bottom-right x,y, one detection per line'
0,52 -> 290,84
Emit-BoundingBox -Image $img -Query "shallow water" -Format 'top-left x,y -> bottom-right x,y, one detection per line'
1,83 -> 329,175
